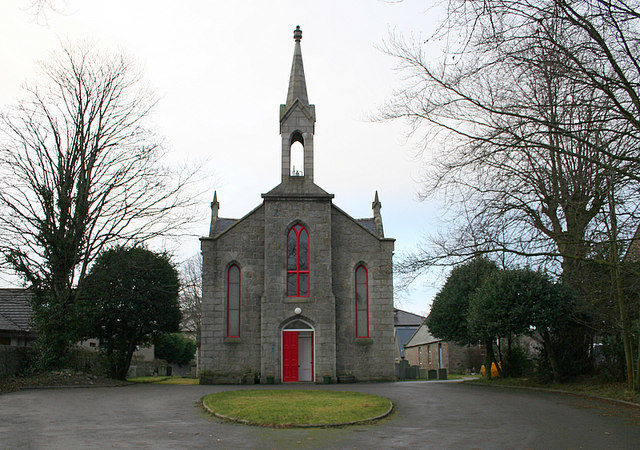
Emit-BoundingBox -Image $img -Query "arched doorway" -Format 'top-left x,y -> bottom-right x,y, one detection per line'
281,319 -> 314,382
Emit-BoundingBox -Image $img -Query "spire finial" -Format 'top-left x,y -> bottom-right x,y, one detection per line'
209,190 -> 220,237
372,191 -> 384,237
285,25 -> 309,106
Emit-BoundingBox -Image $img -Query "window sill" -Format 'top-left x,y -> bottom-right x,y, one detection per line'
283,297 -> 311,304
224,337 -> 242,344
355,337 -> 373,345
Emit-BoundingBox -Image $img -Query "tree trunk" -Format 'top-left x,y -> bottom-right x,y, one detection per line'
635,321 -> 640,391
486,339 -> 502,377
607,181 -> 636,390
483,339 -> 493,378
542,330 -> 560,381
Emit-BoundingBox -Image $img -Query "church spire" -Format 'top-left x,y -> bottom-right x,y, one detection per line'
286,25 -> 309,107
278,26 -> 316,185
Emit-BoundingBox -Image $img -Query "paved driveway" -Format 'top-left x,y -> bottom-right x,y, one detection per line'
1,381 -> 639,449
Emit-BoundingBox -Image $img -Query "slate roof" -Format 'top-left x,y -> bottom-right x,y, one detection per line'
0,289 -> 33,332
214,216 -> 380,239
395,326 -> 419,358
404,322 -> 439,347
355,218 -> 377,235
394,308 -> 425,327
213,218 -> 238,236
624,223 -> 640,262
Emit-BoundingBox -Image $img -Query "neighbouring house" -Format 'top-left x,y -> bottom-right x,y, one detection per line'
393,309 -> 425,362
199,27 -> 396,384
0,288 -> 35,346
624,224 -> 640,262
403,321 -> 484,374
0,287 -> 155,362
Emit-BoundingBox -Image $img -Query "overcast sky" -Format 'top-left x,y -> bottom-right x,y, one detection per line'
0,0 -> 449,316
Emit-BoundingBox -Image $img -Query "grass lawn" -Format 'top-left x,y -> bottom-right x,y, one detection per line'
202,389 -> 391,426
448,373 -> 481,380
127,376 -> 199,385
468,376 -> 640,404
396,373 -> 480,381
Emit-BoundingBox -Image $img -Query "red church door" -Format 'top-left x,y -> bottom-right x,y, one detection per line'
282,331 -> 299,382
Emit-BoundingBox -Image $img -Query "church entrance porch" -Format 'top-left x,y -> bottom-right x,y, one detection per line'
282,321 -> 315,382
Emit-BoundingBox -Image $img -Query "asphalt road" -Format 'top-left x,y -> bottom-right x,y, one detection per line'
1,381 -> 639,449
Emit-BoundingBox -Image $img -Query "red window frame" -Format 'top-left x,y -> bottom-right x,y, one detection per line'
226,264 -> 241,337
355,265 -> 369,338
286,224 -> 310,297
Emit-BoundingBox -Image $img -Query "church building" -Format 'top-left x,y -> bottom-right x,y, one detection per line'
200,27 -> 395,383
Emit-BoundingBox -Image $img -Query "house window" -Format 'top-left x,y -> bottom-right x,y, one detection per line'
355,265 -> 369,337
428,345 -> 431,364
227,264 -> 241,337
287,224 -> 309,297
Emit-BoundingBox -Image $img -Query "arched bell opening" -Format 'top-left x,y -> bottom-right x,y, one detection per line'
289,131 -> 304,177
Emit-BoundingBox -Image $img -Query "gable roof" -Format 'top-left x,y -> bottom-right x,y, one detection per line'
332,204 -> 392,241
212,218 -> 238,236
394,308 -> 425,327
404,322 -> 439,348
0,289 -> 33,333
624,223 -> 640,262
356,218 -> 377,235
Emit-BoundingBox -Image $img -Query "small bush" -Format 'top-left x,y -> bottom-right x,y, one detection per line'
155,333 -> 196,366
69,347 -> 107,376
0,345 -> 37,378
503,346 -> 533,378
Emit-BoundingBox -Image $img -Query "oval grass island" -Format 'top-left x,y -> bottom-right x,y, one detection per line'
202,390 -> 393,428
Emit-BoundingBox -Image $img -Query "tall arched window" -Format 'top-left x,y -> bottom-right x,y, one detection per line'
355,265 -> 369,338
227,264 -> 240,337
287,224 -> 309,297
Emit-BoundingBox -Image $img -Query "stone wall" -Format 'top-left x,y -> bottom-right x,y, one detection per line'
200,196 -> 395,383
199,205 -> 265,382
405,342 -> 484,374
260,196 -> 336,382
332,208 -> 395,381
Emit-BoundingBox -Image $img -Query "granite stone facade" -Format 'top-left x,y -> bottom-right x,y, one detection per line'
199,27 -> 395,383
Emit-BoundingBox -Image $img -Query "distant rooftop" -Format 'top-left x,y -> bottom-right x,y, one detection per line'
394,308 -> 425,327
404,323 -> 439,348
0,288 -> 33,333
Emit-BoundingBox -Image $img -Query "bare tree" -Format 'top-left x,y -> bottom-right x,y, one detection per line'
387,18 -> 638,278
179,254 -> 202,349
24,0 -> 68,24
435,0 -> 640,181
384,2 -> 640,384
0,44 -> 196,368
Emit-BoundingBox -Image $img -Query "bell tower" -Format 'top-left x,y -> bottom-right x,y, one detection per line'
279,26 -> 316,184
